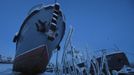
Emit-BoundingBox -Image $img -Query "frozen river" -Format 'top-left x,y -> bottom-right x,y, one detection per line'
0,64 -> 54,75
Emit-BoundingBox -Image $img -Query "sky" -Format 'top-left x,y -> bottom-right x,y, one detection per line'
0,0 -> 134,63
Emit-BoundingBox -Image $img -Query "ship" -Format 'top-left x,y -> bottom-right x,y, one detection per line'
62,50 -> 133,75
13,3 -> 65,74
89,51 -> 130,75
59,28 -> 134,75
61,44 -> 131,75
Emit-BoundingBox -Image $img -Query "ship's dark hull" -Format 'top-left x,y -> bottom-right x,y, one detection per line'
13,45 -> 50,74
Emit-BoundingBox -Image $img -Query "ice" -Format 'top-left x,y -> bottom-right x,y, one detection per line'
0,64 -> 55,75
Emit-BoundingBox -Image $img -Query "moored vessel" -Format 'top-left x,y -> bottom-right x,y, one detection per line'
13,3 -> 65,74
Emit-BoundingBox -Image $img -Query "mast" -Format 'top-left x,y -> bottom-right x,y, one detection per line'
61,27 -> 73,75
61,27 -> 73,64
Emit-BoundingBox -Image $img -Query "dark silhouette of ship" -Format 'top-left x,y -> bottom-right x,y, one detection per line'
13,3 -> 65,74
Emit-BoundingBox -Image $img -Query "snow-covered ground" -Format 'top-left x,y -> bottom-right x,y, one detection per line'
0,64 -> 54,75
0,64 -> 13,75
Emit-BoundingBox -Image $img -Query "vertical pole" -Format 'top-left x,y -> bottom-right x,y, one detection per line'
56,51 -> 59,75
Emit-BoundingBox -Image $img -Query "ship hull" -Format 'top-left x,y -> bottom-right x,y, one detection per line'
90,52 -> 130,74
13,45 -> 50,74
13,4 -> 65,73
